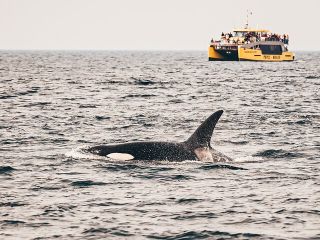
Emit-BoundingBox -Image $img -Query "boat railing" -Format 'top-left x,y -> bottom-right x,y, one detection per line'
211,37 -> 289,46
211,32 -> 289,45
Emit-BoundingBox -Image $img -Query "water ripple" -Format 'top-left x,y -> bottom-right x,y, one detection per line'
147,230 -> 263,240
0,166 -> 15,174
0,51 -> 319,240
71,180 -> 108,187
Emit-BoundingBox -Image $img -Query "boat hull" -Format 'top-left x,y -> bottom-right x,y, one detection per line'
238,48 -> 294,61
208,45 -> 295,62
208,46 -> 238,61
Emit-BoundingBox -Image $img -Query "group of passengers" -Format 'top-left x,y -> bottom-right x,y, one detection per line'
214,32 -> 289,44
260,33 -> 289,44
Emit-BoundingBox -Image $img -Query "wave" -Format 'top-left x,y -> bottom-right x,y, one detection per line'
147,230 -> 262,239
95,115 -> 111,120
233,156 -> 262,163
83,227 -> 133,237
253,149 -> 305,159
65,146 -> 103,160
122,94 -> 157,98
305,75 -> 319,79
71,180 -> 108,187
0,220 -> 25,225
198,164 -> 247,170
0,202 -> 27,207
176,198 -> 201,204
0,166 -> 15,174
131,77 -> 155,85
172,211 -> 217,220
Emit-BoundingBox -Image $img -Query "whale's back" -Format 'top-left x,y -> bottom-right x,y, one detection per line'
88,141 -> 195,161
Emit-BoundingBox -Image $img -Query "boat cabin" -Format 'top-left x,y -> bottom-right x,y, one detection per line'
241,41 -> 288,55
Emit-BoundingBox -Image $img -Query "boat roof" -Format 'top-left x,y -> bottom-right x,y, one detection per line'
233,28 -> 270,33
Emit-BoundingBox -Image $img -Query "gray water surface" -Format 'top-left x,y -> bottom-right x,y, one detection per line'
0,51 -> 319,239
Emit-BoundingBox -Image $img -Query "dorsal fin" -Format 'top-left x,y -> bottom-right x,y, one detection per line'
185,110 -> 223,149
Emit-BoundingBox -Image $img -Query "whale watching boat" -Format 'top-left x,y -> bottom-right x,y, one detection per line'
208,15 -> 294,61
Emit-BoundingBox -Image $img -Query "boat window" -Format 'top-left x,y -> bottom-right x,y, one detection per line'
260,44 -> 282,55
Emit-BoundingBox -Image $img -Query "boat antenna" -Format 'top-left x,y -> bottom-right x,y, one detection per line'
245,10 -> 252,29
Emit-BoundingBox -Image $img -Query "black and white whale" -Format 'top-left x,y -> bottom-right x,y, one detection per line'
88,110 -> 231,162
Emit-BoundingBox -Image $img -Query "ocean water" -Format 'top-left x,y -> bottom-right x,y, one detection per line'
0,51 -> 319,239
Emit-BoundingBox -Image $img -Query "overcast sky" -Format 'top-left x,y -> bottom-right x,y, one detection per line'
1,0 -> 319,50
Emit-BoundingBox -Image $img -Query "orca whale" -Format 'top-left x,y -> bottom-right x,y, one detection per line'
88,110 -> 231,162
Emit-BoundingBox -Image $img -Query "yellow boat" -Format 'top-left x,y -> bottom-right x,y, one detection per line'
208,28 -> 295,62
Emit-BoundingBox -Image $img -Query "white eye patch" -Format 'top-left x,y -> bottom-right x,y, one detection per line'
194,147 -> 213,162
107,153 -> 134,161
